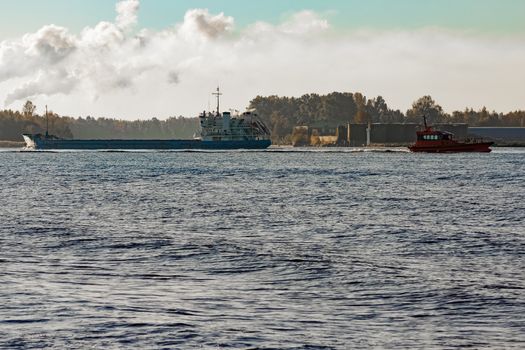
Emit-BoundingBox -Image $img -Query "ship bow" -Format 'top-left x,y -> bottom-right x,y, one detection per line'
22,134 -> 36,149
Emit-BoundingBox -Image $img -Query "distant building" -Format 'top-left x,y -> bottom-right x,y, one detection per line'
292,123 -> 468,147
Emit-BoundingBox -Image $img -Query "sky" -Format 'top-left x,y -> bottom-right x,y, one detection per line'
0,0 -> 524,119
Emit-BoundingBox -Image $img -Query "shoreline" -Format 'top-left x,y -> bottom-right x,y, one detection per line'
0,141 -> 24,148
2,140 -> 524,149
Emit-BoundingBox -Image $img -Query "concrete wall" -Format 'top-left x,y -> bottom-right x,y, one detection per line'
346,123 -> 417,146
348,124 -> 368,146
370,124 -> 418,144
469,127 -> 525,141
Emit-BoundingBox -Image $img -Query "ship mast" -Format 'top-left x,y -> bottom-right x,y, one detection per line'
212,86 -> 222,116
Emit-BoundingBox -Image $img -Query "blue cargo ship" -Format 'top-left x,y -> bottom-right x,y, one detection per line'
22,88 -> 272,150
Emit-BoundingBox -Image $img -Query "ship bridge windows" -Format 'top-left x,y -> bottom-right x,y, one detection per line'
421,134 -> 443,141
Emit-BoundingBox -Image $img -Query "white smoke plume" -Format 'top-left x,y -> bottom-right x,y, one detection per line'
0,0 -> 524,117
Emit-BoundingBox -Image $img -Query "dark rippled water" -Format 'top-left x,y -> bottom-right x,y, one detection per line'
1,148 -> 524,349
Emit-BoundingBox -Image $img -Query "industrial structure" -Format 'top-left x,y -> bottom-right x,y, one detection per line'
292,123 -> 468,147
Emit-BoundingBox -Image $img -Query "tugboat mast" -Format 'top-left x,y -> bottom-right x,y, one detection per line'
212,86 -> 222,116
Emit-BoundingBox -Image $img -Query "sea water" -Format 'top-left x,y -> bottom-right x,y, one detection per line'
1,148 -> 524,349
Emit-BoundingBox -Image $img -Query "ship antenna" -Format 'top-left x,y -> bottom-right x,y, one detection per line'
422,115 -> 428,129
212,86 -> 222,116
45,105 -> 49,138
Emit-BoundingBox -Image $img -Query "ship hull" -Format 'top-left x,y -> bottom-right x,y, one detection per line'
409,142 -> 493,153
24,136 -> 271,150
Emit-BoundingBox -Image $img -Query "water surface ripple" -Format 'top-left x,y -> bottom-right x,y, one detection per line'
1,148 -> 524,349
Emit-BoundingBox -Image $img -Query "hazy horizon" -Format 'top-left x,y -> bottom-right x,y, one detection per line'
1,0 -> 524,119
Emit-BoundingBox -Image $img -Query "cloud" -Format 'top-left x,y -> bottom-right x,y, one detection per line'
0,25 -> 75,81
5,69 -> 78,105
79,21 -> 125,48
178,9 -> 234,41
116,0 -> 140,30
25,25 -> 76,61
279,10 -> 329,34
167,71 -> 180,84
0,0 -> 524,117
0,0 -> 150,105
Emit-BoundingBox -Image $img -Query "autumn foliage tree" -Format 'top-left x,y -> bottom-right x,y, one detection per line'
405,95 -> 447,124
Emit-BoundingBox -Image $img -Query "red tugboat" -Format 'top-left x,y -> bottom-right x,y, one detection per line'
409,116 -> 493,153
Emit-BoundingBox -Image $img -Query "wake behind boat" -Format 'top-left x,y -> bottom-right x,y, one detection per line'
22,88 -> 271,150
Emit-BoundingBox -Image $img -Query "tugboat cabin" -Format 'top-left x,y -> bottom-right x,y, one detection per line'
417,130 -> 454,141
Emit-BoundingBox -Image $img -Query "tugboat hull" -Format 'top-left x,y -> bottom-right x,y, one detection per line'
409,142 -> 493,153
409,116 -> 493,153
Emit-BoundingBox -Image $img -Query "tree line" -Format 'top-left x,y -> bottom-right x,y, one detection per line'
0,101 -> 199,141
1,95 -> 524,143
249,93 -> 525,143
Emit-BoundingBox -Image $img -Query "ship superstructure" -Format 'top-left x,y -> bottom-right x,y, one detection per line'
199,87 -> 271,142
199,110 -> 271,141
